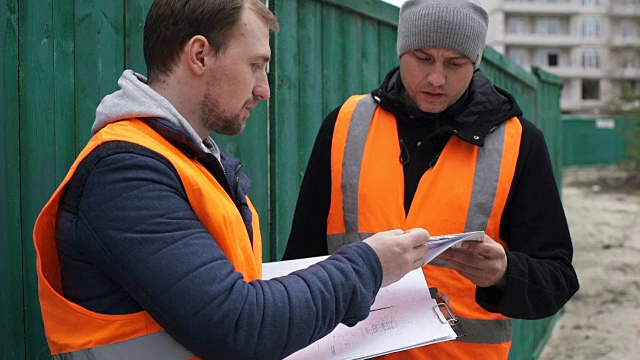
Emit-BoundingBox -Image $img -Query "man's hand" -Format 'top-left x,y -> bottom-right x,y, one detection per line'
435,291 -> 450,306
436,234 -> 508,288
363,228 -> 429,287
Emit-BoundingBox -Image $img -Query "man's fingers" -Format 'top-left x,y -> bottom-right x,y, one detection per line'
405,227 -> 430,237
379,228 -> 404,236
441,248 -> 483,264
413,244 -> 429,263
405,232 -> 429,266
402,228 -> 430,245
435,292 -> 450,305
412,257 -> 426,269
460,235 -> 499,255
365,228 -> 433,287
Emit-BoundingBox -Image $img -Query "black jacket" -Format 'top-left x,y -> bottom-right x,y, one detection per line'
284,67 -> 579,320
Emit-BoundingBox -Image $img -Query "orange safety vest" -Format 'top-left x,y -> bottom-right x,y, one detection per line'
33,119 -> 262,359
327,95 -> 522,359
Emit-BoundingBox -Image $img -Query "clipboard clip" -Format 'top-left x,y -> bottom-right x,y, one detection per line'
433,302 -> 459,326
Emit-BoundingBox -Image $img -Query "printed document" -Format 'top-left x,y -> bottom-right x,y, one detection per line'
263,256 -> 457,360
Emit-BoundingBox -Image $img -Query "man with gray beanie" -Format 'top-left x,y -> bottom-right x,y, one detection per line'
284,0 -> 579,359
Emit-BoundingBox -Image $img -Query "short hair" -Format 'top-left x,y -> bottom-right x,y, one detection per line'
143,0 -> 279,82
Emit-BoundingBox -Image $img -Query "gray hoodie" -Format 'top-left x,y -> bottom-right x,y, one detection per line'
94,70 -> 221,160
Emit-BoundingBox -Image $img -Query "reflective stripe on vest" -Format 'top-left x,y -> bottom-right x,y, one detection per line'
51,331 -> 195,360
327,94 -> 522,359
342,96 -> 377,234
456,317 -> 514,344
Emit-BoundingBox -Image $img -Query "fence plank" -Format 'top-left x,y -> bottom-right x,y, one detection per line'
19,0 -> 57,357
298,0 -> 324,178
125,0 -> 153,74
0,0 -> 24,356
75,0 -> 124,145
271,0 -> 301,259
361,19 -> 381,92
53,0 -> 76,182
378,24 -> 398,80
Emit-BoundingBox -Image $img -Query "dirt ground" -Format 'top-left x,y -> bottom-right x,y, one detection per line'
539,166 -> 640,360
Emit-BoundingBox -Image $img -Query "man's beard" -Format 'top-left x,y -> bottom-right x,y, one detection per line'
201,91 -> 256,136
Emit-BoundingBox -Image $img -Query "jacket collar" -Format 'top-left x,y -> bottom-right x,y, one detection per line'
371,67 -> 523,146
144,118 -> 252,194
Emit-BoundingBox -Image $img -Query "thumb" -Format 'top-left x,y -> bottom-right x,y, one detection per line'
402,228 -> 430,244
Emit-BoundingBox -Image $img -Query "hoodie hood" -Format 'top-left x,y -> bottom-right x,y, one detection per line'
94,70 -> 220,158
372,67 -> 523,146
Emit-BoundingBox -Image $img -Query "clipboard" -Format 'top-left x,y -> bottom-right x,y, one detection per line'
429,287 -> 467,339
262,257 -> 460,359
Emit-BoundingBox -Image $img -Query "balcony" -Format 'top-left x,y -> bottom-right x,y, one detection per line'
609,36 -> 640,47
609,4 -> 640,17
503,1 -> 579,15
560,98 -> 586,112
504,33 -> 582,46
543,65 -> 605,78
608,67 -> 640,79
561,98 -> 604,113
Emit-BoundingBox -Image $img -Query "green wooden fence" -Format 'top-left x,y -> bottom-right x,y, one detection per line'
1,0 -> 566,358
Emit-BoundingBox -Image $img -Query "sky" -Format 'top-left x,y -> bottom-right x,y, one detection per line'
380,0 -> 406,7
380,0 -> 486,7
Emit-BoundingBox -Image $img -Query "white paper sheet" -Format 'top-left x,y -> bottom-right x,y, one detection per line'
423,231 -> 485,264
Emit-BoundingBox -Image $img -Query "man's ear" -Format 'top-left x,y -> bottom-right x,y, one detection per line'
184,35 -> 211,76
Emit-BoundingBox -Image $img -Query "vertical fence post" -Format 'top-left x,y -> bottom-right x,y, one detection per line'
0,0 -> 24,356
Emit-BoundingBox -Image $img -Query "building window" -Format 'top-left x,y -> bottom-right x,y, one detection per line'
622,80 -> 640,100
622,50 -> 637,68
547,52 -> 559,66
621,20 -> 637,38
508,48 -> 528,67
581,0 -> 600,5
507,17 -> 526,34
537,18 -> 561,35
581,49 -> 600,68
539,50 -> 560,67
582,80 -> 600,100
581,18 -> 601,37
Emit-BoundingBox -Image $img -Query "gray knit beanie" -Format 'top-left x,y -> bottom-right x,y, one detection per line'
397,0 -> 488,69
